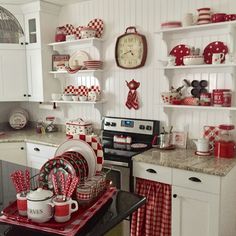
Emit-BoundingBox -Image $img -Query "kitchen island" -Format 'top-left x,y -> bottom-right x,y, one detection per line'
0,160 -> 145,236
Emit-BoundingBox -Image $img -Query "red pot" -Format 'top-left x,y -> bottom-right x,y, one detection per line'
211,13 -> 226,23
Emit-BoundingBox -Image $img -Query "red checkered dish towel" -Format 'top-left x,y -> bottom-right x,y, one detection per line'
131,178 -> 171,236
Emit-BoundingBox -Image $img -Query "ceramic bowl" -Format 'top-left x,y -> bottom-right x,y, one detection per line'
79,95 -> 88,102
183,55 -> 204,65
72,95 -> 79,101
197,8 -> 211,14
161,92 -> 180,104
51,93 -> 62,101
211,13 -> 226,23
62,94 -> 73,101
225,14 -> 236,21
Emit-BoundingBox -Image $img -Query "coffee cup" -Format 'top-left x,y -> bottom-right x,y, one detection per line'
17,193 -> 27,216
52,195 -> 78,223
182,13 -> 193,26
212,53 -> 224,64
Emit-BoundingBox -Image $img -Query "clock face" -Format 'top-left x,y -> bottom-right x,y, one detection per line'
115,33 -> 147,69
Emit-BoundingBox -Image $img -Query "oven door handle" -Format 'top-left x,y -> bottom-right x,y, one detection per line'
146,168 -> 157,174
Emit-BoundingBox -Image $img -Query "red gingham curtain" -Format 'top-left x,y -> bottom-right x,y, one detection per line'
131,178 -> 171,236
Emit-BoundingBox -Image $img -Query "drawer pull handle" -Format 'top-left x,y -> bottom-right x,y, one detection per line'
146,168 -> 157,174
34,147 -> 40,152
173,194 -> 177,198
188,177 -> 201,182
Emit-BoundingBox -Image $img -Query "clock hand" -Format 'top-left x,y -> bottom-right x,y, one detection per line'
122,50 -> 134,56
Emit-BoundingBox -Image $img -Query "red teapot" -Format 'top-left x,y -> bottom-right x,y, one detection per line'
126,79 -> 140,90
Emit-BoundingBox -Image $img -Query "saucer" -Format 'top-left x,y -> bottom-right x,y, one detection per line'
195,151 -> 212,156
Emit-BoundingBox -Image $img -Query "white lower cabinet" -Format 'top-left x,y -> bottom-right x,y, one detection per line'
172,186 -> 219,236
133,161 -> 236,236
0,142 -> 26,165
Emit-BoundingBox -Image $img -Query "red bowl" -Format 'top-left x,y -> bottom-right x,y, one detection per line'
211,13 -> 226,23
224,14 -> 236,21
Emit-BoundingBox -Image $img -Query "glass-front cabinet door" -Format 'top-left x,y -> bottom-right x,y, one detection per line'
24,12 -> 40,49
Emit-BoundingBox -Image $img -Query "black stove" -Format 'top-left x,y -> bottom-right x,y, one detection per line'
102,116 -> 160,167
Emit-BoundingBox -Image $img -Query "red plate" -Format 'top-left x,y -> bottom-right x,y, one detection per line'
169,44 -> 190,66
203,41 -> 228,64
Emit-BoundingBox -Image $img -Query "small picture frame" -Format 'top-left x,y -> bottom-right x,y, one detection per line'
172,131 -> 187,148
52,54 -> 70,71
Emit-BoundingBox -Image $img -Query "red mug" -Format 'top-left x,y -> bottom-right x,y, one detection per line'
16,193 -> 27,216
52,196 -> 78,223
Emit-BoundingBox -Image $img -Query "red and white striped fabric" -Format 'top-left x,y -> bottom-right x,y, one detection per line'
131,178 -> 171,236
126,90 -> 139,110
78,85 -> 89,96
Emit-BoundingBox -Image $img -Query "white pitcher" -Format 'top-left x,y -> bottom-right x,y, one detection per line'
193,138 -> 212,153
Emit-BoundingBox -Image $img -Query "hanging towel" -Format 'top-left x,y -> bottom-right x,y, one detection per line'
131,178 -> 171,236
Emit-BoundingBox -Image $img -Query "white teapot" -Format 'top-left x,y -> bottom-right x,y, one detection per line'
27,188 -> 54,223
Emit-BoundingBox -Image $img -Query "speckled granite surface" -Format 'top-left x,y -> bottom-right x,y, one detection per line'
132,148 -> 236,176
0,129 -> 67,147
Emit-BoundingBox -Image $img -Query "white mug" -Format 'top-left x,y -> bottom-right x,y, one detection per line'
212,53 -> 224,64
167,56 -> 176,66
182,13 -> 193,27
52,196 -> 78,223
194,138 -> 212,153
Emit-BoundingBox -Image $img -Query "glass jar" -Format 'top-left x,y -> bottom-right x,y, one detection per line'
214,124 -> 235,158
55,26 -> 66,42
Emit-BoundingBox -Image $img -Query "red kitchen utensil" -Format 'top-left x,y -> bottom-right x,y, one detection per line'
67,176 -> 79,198
203,41 -> 228,64
25,169 -> 30,192
169,44 -> 190,66
59,172 -> 66,197
10,173 -> 21,193
52,174 -> 59,195
64,174 -> 72,197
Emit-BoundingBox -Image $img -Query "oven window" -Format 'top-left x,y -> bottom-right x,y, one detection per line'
103,167 -> 121,189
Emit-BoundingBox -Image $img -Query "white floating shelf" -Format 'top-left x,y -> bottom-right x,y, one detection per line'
155,21 -> 236,34
48,38 -> 103,51
51,99 -> 106,104
162,104 -> 236,111
161,64 -> 236,70
49,69 -> 103,77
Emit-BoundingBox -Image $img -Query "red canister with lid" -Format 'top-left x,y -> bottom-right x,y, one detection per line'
213,89 -> 231,107
214,124 -> 235,158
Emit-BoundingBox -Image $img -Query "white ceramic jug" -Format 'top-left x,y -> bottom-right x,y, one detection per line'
193,138 -> 212,153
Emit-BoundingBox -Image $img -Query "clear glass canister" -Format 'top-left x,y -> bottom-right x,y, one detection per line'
214,124 -> 235,158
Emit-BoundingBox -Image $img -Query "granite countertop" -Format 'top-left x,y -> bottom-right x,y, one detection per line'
132,148 -> 236,177
0,129 -> 67,147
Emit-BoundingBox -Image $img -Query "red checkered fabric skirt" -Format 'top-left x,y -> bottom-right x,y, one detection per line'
131,178 -> 171,236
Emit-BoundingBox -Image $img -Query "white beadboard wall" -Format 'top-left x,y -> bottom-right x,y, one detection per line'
19,0 -> 236,138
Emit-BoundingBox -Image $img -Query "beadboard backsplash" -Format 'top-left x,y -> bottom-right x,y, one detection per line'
3,0 -> 236,138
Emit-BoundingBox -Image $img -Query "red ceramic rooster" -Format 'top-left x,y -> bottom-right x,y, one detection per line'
125,79 -> 140,110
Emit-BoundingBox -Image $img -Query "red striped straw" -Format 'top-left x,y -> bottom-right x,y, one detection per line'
59,172 -> 65,197
64,174 -> 72,197
67,176 -> 79,198
10,173 -> 21,193
52,174 -> 59,195
25,169 -> 30,192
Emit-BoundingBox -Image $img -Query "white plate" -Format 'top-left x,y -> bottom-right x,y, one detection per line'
69,50 -> 90,70
55,139 -> 96,177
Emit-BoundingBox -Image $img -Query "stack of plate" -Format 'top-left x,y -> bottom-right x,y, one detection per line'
197,8 -> 211,24
161,21 -> 182,29
9,108 -> 29,130
84,60 -> 103,70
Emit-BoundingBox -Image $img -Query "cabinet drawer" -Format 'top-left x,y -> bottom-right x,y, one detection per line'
133,161 -> 172,184
26,142 -> 57,159
172,168 -> 220,194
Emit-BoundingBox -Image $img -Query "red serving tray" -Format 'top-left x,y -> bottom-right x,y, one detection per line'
0,187 -> 116,236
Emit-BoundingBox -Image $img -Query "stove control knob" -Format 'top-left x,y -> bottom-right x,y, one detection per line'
146,125 -> 152,131
111,122 -> 116,127
105,122 -> 111,126
139,125 -> 145,130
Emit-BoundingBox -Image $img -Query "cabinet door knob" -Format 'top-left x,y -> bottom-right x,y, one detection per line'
23,94 -> 27,97
25,42 -> 29,45
146,168 -> 157,174
173,194 -> 177,198
20,42 -> 24,45
34,147 -> 40,152
28,94 -> 31,97
20,147 -> 24,150
188,177 -> 201,183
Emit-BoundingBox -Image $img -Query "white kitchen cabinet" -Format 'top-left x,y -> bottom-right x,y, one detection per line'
0,44 -> 28,101
133,161 -> 236,236
26,143 -> 56,176
0,142 -> 26,166
22,1 -> 61,102
172,186 -> 219,236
